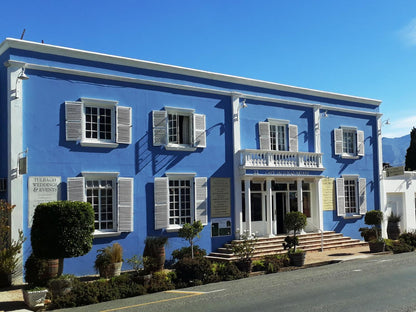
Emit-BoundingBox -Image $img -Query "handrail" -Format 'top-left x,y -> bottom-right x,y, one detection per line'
308,223 -> 324,252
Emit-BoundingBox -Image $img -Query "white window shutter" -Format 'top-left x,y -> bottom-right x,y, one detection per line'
116,106 -> 132,144
67,177 -> 85,202
336,178 -> 345,217
334,128 -> 343,155
288,124 -> 298,152
357,130 -> 365,156
118,177 -> 134,232
154,177 -> 169,230
194,177 -> 208,225
193,113 -> 206,148
65,101 -> 82,141
152,111 -> 167,146
359,178 -> 367,215
259,122 -> 270,150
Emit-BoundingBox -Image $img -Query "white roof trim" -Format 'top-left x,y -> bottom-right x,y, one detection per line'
0,38 -> 381,106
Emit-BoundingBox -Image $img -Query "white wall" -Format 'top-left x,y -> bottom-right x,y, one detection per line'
381,171 -> 416,237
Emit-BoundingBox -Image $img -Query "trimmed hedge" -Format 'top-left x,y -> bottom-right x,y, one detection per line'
31,201 -> 94,259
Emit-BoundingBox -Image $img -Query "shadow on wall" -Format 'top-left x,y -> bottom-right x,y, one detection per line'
331,210 -> 363,234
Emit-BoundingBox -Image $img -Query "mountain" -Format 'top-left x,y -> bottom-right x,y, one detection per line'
382,134 -> 410,167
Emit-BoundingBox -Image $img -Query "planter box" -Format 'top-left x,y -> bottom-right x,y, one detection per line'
289,252 -> 306,267
369,241 -> 385,253
22,289 -> 48,309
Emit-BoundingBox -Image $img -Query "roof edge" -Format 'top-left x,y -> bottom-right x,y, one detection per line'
0,38 -> 382,106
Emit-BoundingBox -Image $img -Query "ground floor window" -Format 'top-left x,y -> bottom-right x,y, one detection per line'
344,179 -> 357,214
86,179 -> 115,230
169,179 -> 192,225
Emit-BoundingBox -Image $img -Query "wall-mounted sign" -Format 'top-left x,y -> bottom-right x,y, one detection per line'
28,176 -> 61,227
386,166 -> 405,177
212,218 -> 232,237
210,177 -> 231,218
322,178 -> 335,211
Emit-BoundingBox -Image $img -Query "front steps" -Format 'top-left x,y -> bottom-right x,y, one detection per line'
206,231 -> 368,262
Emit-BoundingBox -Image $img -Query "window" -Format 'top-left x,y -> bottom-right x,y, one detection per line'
334,127 -> 364,158
152,107 -> 206,151
336,176 -> 366,217
67,173 -> 134,235
258,119 -> 298,152
169,179 -> 192,225
154,174 -> 207,230
65,98 -> 132,148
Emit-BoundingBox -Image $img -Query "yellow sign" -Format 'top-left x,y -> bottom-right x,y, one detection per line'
210,178 -> 231,218
322,178 -> 335,211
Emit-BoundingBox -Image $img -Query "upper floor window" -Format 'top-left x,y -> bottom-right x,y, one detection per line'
152,107 -> 206,151
65,98 -> 132,148
67,173 -> 134,235
258,119 -> 298,152
334,127 -> 364,158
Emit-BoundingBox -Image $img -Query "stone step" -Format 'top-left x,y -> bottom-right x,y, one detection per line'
206,232 -> 368,262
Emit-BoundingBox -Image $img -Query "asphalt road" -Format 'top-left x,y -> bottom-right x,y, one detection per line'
58,252 -> 416,312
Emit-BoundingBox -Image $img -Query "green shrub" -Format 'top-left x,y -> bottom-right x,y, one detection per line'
171,246 -> 207,261
173,257 -> 212,286
110,274 -> 146,298
364,210 -> 383,227
252,259 -> 265,272
147,271 -> 175,293
216,262 -> 244,281
389,240 -> 414,254
263,254 -> 290,274
399,232 -> 416,248
359,227 -> 379,242
31,201 -> 94,260
24,253 -> 49,286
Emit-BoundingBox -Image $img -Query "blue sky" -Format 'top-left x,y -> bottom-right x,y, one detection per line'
1,0 -> 415,138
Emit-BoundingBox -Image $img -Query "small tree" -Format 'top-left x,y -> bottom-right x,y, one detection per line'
177,220 -> 203,259
0,200 -> 25,287
31,201 -> 95,275
283,211 -> 307,253
364,210 -> 384,241
405,127 -> 416,171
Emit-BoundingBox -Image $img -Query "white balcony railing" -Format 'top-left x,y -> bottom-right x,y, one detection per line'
240,149 -> 324,170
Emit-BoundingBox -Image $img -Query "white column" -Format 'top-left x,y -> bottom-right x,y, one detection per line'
232,94 -> 243,237
316,178 -> 324,231
266,179 -> 273,237
377,114 -> 387,237
244,179 -> 252,235
314,106 -> 321,153
6,64 -> 25,284
297,178 -> 303,213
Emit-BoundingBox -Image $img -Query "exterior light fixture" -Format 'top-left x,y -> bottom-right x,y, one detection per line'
15,67 -> 29,99
321,110 -> 328,118
234,99 -> 248,121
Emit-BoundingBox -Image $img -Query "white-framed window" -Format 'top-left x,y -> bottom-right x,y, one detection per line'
154,173 -> 207,231
336,176 -> 366,217
65,98 -> 132,148
67,173 -> 134,235
152,107 -> 206,151
334,127 -> 364,158
258,119 -> 298,152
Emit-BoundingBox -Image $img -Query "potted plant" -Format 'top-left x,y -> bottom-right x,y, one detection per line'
387,213 -> 401,240
283,211 -> 307,267
231,230 -> 257,273
364,210 -> 385,253
143,236 -> 168,273
94,243 -> 123,278
31,201 -> 94,278
22,285 -> 48,309
359,227 -> 379,242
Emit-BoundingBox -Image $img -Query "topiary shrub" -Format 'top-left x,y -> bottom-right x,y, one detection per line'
365,210 -> 384,228
283,211 -> 307,253
171,246 -> 207,261
24,253 -> 49,286
147,271 -> 175,293
31,201 -> 94,274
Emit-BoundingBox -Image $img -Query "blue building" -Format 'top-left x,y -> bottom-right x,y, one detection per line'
0,38 -> 383,282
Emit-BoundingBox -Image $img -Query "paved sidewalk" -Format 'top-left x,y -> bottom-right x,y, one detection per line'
0,245 -> 379,312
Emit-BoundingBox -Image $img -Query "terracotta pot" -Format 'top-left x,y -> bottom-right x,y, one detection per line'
387,222 -> 400,240
289,252 -> 306,267
46,259 -> 59,279
369,241 -> 385,253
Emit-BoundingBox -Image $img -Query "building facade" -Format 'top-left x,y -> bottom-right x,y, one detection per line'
0,38 -> 383,281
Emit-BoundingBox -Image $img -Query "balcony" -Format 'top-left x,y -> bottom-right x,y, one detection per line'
239,149 -> 324,171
